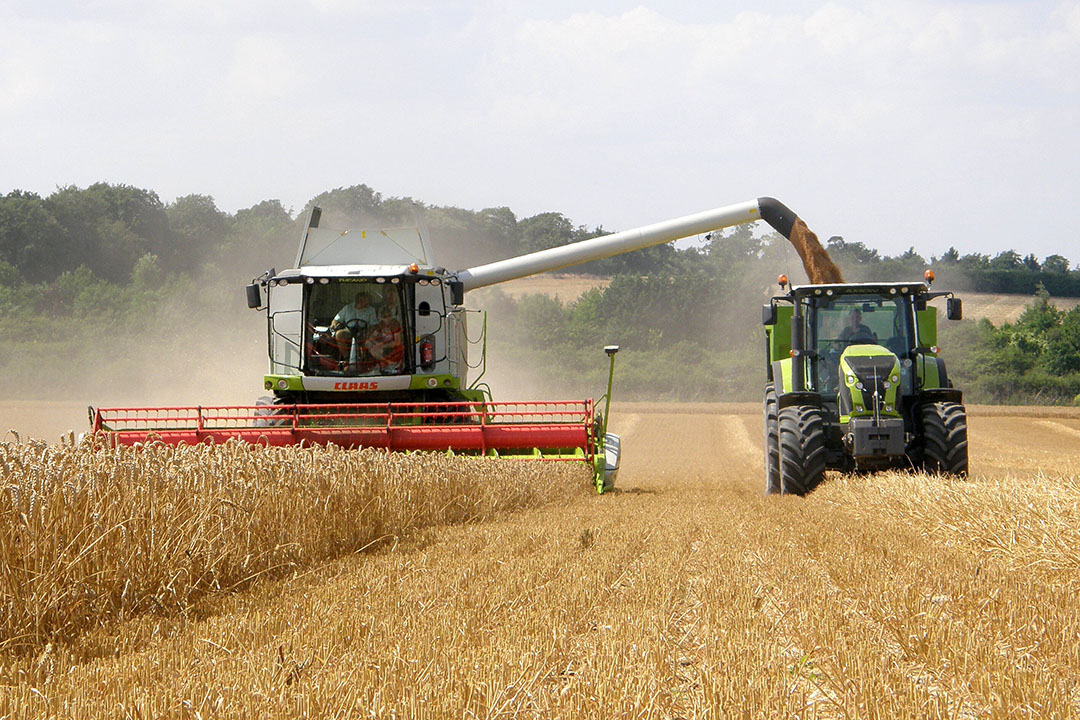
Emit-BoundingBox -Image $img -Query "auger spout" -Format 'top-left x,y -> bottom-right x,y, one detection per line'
454,197 -> 840,290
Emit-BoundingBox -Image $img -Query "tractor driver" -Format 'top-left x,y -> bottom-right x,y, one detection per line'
330,291 -> 378,360
835,308 -> 877,348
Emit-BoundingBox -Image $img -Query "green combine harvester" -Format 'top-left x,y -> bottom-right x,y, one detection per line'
762,272 -> 968,495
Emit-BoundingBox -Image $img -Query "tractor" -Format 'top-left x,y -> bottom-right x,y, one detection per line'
762,273 -> 967,495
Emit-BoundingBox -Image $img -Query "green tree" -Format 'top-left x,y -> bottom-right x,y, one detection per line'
936,247 -> 961,265
302,185 -> 384,227
991,250 -> 1022,271
0,191 -> 68,282
1043,254 -> 1070,274
1043,307 -> 1080,374
167,194 -> 232,267
519,212 -> 575,253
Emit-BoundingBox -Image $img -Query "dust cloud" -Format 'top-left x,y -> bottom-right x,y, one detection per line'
0,289 -> 267,442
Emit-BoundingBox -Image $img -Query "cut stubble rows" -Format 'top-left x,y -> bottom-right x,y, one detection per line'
2,404 -> 1079,718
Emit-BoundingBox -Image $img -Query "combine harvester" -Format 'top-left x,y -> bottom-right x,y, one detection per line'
91,197 -> 818,492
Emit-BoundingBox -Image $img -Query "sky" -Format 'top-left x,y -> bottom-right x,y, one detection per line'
1,0 -> 1078,263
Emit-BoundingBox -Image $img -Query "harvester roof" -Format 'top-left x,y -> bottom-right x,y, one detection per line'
297,224 -> 435,269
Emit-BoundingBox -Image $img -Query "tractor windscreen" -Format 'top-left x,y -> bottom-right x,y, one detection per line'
808,294 -> 912,393
304,280 -> 407,376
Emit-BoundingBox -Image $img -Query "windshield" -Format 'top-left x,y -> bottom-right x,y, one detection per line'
304,280 -> 406,376
807,293 -> 912,392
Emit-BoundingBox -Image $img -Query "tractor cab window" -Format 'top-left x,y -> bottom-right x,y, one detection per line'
304,280 -> 406,376
810,294 -> 911,393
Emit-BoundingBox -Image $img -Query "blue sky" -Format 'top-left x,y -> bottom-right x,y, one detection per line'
1,0 -> 1078,263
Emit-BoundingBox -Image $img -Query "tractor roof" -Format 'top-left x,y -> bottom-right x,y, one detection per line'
789,281 -> 931,298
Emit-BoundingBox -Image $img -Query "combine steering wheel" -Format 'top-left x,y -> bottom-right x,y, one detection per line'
344,318 -> 370,339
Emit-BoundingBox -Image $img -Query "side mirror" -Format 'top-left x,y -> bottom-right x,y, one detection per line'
762,303 -> 777,326
246,283 -> 262,309
946,297 -> 962,320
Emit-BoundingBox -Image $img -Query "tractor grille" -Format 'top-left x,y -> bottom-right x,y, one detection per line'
840,355 -> 897,415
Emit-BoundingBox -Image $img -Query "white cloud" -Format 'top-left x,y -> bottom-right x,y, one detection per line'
225,36 -> 300,100
0,1 -> 1077,260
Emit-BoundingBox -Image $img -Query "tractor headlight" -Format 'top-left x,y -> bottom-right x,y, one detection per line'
891,374 -> 899,383
277,379 -> 288,390
883,381 -> 891,389
885,405 -> 894,412
847,374 -> 856,385
856,382 -> 864,390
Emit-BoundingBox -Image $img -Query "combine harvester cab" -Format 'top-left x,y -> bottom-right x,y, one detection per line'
762,272 -> 968,495
93,196 -> 827,493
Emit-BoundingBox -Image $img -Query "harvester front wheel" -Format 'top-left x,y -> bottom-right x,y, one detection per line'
778,404 -> 827,496
919,402 -> 968,476
763,384 -> 780,494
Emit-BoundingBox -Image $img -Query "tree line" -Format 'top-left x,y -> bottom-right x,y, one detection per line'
4,181 -> 1078,291
2,181 -> 1079,404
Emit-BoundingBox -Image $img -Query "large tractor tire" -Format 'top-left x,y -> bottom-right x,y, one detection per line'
778,404 -> 827,496
763,384 -> 781,494
919,402 -> 968,476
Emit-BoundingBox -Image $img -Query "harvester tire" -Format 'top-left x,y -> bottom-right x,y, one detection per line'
763,384 -> 781,494
778,404 -> 827,496
254,395 -> 290,427
919,402 -> 968,476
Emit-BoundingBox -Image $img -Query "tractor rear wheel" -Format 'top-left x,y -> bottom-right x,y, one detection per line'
763,384 -> 780,494
778,404 -> 827,496
920,402 -> 968,476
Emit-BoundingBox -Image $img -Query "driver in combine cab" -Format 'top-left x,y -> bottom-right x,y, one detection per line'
836,308 -> 877,347
330,291 -> 378,360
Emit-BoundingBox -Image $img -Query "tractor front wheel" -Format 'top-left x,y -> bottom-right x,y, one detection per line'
763,384 -> 780,494
919,402 -> 968,476
778,404 -> 827,496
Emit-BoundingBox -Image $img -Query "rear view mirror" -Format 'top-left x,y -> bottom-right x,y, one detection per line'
246,283 -> 262,309
450,281 -> 464,306
946,297 -> 962,320
762,303 -> 777,326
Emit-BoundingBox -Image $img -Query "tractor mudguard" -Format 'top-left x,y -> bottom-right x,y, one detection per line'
771,359 -> 794,394
916,354 -> 952,391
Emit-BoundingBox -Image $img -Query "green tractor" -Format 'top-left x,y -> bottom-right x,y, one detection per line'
762,272 -> 967,495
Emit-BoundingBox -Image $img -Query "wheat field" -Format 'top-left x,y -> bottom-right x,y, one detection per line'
2,404 -> 1080,718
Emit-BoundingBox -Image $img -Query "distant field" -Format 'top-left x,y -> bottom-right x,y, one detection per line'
493,274 -> 1079,324
961,291 -> 1080,324
481,273 -> 610,302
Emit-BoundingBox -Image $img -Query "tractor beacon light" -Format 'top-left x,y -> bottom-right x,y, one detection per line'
924,269 -> 935,285
778,274 -> 788,290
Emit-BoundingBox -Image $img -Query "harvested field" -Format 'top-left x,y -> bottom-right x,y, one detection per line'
2,403 -> 1079,717
478,273 -> 610,303
961,291 -> 1080,325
